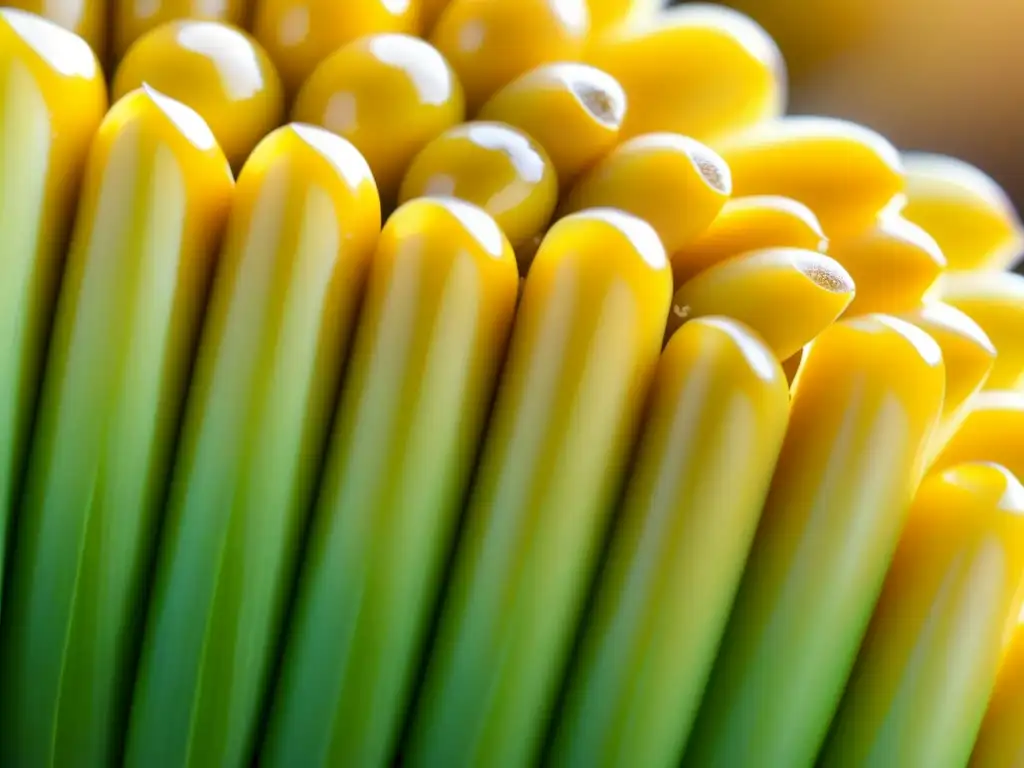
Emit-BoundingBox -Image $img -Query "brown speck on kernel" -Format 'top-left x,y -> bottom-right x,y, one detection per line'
572,82 -> 622,128
805,264 -> 854,293
689,148 -> 729,194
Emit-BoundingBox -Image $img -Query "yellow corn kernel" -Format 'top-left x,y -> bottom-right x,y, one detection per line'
3,0 -> 105,58
833,213 -> 945,317
821,463 -> 1024,767
292,34 -> 464,207
113,0 -> 247,63
715,116 -> 905,237
684,315 -> 945,767
548,317 -> 790,768
113,20 -> 284,172
971,621 -> 1024,767
430,0 -> 588,113
587,0 -> 666,35
0,7 -> 106,610
670,194 -> 827,286
561,132 -> 731,254
476,62 -> 625,186
667,247 -> 854,360
0,86 -> 233,767
404,209 -> 672,768
586,4 -> 784,141
902,153 -> 1024,272
399,121 -> 558,253
941,271 -> 1024,390
252,0 -> 421,98
897,302 -> 995,466
932,391 -> 1024,483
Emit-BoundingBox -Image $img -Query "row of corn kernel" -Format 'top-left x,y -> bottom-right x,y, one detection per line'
2,1 -> 1024,768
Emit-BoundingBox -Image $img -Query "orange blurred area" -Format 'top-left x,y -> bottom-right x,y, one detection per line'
711,0 -> 1024,221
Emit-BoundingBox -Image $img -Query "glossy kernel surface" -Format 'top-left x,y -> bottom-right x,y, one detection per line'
561,132 -> 731,254
587,0 -> 665,35
902,153 -> 1024,272
477,62 -> 625,185
821,463 -> 1024,767
262,198 -> 519,768
668,247 -> 854,359
430,0 -> 589,113
716,116 -> 905,237
897,302 -> 995,465
931,391 -> 1024,484
941,271 -> 1024,390
252,0 -> 421,98
399,121 -> 558,251
684,315 -> 945,767
0,8 -> 106,606
114,20 -> 284,170
670,194 -> 827,286
404,209 -> 672,768
0,86 -> 233,768
3,0 -> 106,57
124,124 -> 380,768
113,0 -> 247,62
587,4 -> 785,141
832,213 -> 946,317
549,317 -> 790,768
293,33 -> 464,206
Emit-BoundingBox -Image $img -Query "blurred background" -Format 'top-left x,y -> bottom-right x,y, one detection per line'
682,0 -> 1024,219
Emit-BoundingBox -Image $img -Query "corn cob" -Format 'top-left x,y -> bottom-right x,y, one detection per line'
548,316 -> 790,767
403,208 -> 672,767
124,124 -> 380,768
0,8 -> 106,613
683,314 -> 945,767
261,196 -> 519,767
0,86 -> 232,767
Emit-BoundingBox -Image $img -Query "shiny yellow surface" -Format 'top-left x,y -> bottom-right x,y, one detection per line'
430,0 -> 588,113
941,271 -> 1024,390
3,0 -> 105,58
667,247 -> 854,361
292,33 -> 464,206
399,121 -> 558,251
252,0 -> 421,98
586,4 -> 784,141
0,86 -> 233,767
477,62 -> 625,186
671,194 -> 827,286
902,153 -> 1024,272
262,198 -> 519,767
561,132 -> 731,254
821,463 -> 1024,767
549,317 -> 790,768
833,213 -> 945,317
123,124 -> 379,768
897,302 -> 995,466
715,116 -> 905,237
0,6 -> 106,604
587,0 -> 665,35
405,210 -> 672,767
113,20 -> 284,171
113,0 -> 246,62
685,315 -> 945,767
971,621 -> 1024,767
932,391 -> 1024,484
